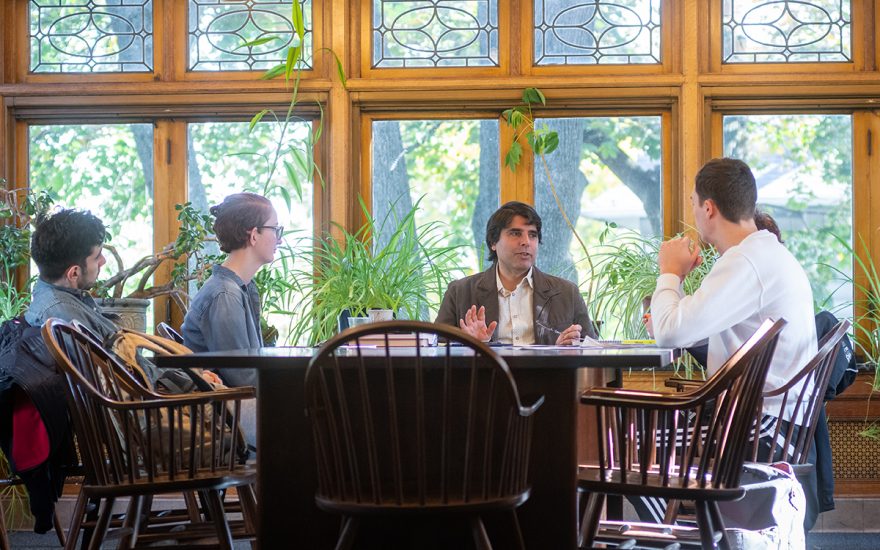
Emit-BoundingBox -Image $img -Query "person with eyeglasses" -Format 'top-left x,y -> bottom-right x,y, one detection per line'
182,192 -> 283,450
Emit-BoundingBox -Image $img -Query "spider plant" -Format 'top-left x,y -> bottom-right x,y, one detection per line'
823,233 -> 880,438
588,226 -> 716,379
289,197 -> 464,345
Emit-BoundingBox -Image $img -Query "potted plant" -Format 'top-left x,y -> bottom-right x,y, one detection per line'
92,202 -> 219,331
0,184 -> 54,322
289,198 -> 464,346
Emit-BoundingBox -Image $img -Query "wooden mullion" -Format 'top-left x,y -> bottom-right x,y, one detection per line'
152,120 -> 187,328
499,113 -> 532,205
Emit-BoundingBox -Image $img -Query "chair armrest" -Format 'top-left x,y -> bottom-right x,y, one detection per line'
664,377 -> 706,392
101,386 -> 256,411
518,395 -> 545,416
580,385 -> 715,410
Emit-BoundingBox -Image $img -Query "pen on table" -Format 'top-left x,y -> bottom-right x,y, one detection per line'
535,320 -> 587,346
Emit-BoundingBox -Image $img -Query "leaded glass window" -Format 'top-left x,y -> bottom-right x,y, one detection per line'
372,1 -> 499,68
723,0 -> 851,63
29,0 -> 154,73
534,0 -> 661,65
188,0 -> 313,72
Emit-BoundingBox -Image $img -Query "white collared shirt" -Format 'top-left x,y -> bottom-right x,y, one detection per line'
495,267 -> 535,345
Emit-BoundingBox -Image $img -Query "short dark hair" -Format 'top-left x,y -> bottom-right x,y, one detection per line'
754,209 -> 783,243
31,209 -> 106,281
694,158 -> 757,223
485,201 -> 542,263
210,193 -> 274,253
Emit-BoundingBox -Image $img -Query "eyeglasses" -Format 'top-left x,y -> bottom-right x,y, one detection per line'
257,225 -> 284,239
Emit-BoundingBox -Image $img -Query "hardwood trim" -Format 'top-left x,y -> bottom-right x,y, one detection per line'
152,121 -> 187,328
835,480 -> 880,497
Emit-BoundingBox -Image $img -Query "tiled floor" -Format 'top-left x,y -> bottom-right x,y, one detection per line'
812,498 -> 880,532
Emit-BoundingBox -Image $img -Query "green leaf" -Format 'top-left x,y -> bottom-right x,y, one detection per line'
543,131 -> 559,155
504,141 -> 522,170
261,64 -> 286,80
292,1 -> 305,42
526,131 -> 539,152
522,87 -> 546,106
249,109 -> 270,131
283,160 -> 304,201
290,147 -> 310,179
234,36 -> 281,51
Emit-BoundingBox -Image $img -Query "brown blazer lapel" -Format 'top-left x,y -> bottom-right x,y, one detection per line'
475,266 -> 500,326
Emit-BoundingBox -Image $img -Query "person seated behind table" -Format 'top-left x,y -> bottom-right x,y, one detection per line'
633,158 -> 817,524
435,201 -> 596,345
181,193 -> 282,449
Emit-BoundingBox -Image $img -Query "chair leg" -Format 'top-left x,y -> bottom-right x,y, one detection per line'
64,491 -> 89,550
335,516 -> 358,550
53,510 -> 67,547
509,509 -> 526,550
87,497 -> 115,550
708,501 -> 732,550
469,516 -> 492,550
118,496 -> 145,549
238,483 -> 259,539
578,492 -> 606,549
694,500 -> 721,550
204,490 -> 234,550
664,498 -> 682,523
183,491 -> 203,523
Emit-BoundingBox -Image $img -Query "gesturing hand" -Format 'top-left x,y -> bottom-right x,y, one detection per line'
459,305 -> 498,342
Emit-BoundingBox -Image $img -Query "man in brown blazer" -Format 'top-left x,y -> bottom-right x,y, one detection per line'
435,201 -> 596,345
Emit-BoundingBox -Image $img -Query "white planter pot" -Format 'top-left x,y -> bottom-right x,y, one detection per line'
96,298 -> 150,332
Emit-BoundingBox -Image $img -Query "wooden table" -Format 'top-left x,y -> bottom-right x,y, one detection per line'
157,345 -> 674,549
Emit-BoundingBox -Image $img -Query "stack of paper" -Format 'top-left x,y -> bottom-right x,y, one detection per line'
353,333 -> 438,347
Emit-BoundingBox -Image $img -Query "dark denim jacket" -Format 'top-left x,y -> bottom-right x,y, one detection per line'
25,279 -> 119,341
181,265 -> 262,387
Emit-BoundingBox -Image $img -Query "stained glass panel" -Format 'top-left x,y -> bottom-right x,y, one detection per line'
723,0 -> 851,63
372,1 -> 499,68
534,0 -> 661,65
188,0 -> 313,71
29,0 -> 153,73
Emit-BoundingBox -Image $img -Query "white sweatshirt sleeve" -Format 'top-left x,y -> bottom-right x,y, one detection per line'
650,251 -> 763,348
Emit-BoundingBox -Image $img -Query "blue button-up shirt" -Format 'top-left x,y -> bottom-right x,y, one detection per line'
181,264 -> 262,388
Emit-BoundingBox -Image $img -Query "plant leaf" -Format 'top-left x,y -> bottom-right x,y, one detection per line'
543,131 -> 559,155
261,63 -> 286,80
249,109 -> 270,131
523,87 -> 546,106
283,160 -> 304,201
234,36 -> 281,51
292,1 -> 305,42
505,141 -> 522,170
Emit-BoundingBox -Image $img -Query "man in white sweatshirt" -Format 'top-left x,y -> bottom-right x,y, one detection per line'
652,157 -> 817,420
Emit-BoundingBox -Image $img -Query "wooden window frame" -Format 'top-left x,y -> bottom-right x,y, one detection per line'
706,0 -> 869,74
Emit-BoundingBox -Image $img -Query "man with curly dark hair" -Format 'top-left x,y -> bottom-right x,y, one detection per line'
25,208 -> 120,342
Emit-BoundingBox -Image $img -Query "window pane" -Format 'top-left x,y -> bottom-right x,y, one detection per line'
188,0 -> 313,71
28,123 -> 154,318
371,119 -> 499,291
188,121 -> 313,344
29,0 -> 153,73
723,0 -> 851,63
372,1 -> 499,68
723,114 -> 853,319
535,0 -> 662,65
533,117 -> 662,337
